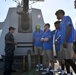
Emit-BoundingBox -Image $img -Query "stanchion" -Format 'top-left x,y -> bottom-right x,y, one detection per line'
22,55 -> 26,72
27,50 -> 31,71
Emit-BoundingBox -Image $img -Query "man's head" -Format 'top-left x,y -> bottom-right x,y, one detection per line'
35,25 -> 41,31
55,9 -> 65,20
9,26 -> 15,33
54,21 -> 61,29
44,23 -> 50,31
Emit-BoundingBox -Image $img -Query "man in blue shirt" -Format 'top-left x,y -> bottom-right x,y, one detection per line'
33,25 -> 44,71
54,21 -> 65,75
74,29 -> 76,41
55,9 -> 76,75
41,23 -> 54,75
73,30 -> 76,58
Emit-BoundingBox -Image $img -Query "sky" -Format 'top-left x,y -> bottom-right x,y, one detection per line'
0,0 -> 76,30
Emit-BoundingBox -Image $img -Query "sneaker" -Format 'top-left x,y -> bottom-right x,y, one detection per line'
49,66 -> 52,71
36,64 -> 43,71
36,65 -> 39,71
36,68 -> 39,71
39,64 -> 43,71
57,68 -> 62,72
70,72 -> 73,75
41,68 -> 50,74
58,73 -> 67,75
50,69 -> 55,75
41,69 -> 47,75
41,66 -> 53,75
67,73 -> 73,75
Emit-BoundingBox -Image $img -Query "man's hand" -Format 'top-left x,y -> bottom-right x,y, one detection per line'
44,38 -> 49,42
41,38 -> 49,42
41,38 -> 44,41
73,41 -> 76,54
55,41 -> 58,45
63,41 -> 67,48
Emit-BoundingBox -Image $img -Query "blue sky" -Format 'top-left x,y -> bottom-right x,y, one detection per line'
0,0 -> 76,30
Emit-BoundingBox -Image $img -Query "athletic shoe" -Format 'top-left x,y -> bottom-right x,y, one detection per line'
40,64 -> 43,71
70,72 -> 73,75
41,66 -> 54,75
57,68 -> 62,72
67,72 -> 73,75
36,64 -> 43,71
36,64 -> 39,71
58,72 -> 67,75
41,71 -> 54,75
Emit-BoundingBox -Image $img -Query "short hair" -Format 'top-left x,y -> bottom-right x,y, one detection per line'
45,23 -> 50,28
55,9 -> 65,15
54,21 -> 61,25
9,26 -> 15,31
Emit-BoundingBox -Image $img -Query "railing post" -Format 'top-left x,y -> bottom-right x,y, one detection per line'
22,55 -> 26,72
27,50 -> 31,70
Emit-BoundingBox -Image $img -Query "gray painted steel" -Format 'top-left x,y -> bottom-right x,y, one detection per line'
0,7 -> 44,55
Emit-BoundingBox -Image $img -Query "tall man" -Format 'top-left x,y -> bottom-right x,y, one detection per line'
54,21 -> 66,75
73,30 -> 76,58
3,27 -> 17,75
41,23 -> 54,75
33,25 -> 44,71
55,9 -> 76,75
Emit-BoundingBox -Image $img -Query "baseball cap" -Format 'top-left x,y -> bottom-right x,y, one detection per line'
36,25 -> 41,29
9,26 -> 16,31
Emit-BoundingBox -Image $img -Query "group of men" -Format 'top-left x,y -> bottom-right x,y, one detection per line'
33,9 -> 76,75
3,9 -> 76,75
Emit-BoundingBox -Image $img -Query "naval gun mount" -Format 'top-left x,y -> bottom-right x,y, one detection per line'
17,0 -> 31,33
0,3 -> 44,56
0,0 -> 44,70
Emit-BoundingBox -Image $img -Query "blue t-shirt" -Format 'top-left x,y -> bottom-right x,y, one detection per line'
33,30 -> 44,47
74,30 -> 76,40
55,30 -> 61,51
60,16 -> 75,44
42,30 -> 53,50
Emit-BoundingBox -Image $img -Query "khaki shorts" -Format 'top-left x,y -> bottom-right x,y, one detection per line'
60,43 -> 73,60
56,50 -> 65,63
55,45 -> 64,63
43,50 -> 53,61
34,47 -> 43,55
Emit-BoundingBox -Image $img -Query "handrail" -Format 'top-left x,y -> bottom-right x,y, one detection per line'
17,42 -> 33,44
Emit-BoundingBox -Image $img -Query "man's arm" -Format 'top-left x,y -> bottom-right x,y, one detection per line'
5,41 -> 15,44
41,38 -> 50,42
63,25 -> 72,48
5,34 -> 17,45
75,34 -> 76,41
64,25 -> 72,41
44,38 -> 50,42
